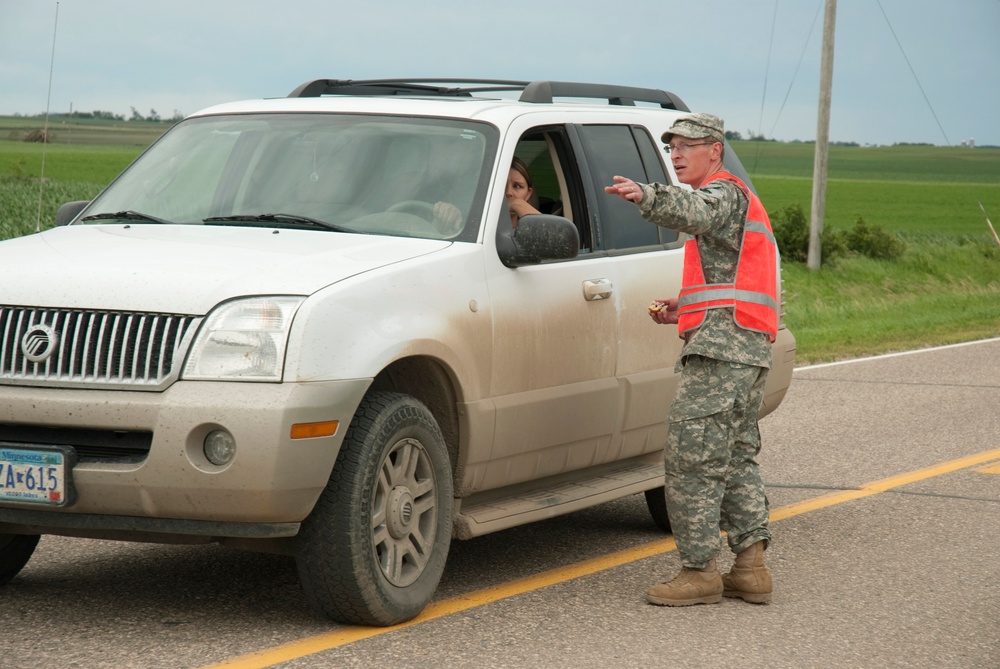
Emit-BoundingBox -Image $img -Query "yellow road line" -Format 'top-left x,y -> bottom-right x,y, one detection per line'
771,448 -> 1000,521
976,462 -> 1000,475
202,446 -> 1000,669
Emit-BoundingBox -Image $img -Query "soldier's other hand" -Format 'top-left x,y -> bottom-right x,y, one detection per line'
648,297 -> 679,325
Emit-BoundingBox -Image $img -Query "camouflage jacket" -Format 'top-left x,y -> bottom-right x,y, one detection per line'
637,178 -> 772,370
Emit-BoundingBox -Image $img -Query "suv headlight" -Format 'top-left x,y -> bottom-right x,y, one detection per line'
182,296 -> 305,382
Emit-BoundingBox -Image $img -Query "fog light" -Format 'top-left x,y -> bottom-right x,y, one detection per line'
204,429 -> 236,466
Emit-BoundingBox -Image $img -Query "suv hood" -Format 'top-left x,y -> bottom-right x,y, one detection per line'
0,225 -> 450,314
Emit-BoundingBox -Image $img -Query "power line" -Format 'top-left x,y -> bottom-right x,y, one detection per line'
875,0 -> 952,145
756,0 -> 779,140
768,0 -> 824,139
751,0 -> 824,176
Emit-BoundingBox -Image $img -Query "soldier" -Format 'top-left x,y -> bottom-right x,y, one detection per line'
605,113 -> 779,606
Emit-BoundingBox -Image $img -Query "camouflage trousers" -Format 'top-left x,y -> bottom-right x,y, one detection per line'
664,354 -> 771,568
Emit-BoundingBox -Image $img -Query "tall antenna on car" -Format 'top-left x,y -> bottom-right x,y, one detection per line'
36,2 -> 60,234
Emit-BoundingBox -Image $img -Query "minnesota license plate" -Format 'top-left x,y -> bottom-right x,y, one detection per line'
0,444 -> 75,506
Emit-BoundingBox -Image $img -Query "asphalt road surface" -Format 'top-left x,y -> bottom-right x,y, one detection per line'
4,338 -> 1000,669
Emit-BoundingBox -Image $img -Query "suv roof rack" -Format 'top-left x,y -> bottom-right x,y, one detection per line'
288,78 -> 690,111
519,81 -> 689,110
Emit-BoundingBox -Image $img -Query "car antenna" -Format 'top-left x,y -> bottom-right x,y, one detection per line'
36,2 -> 60,234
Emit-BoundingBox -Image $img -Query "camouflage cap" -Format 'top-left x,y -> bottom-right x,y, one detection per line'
661,112 -> 725,145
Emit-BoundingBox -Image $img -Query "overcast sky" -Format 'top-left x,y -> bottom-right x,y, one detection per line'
1,0 -> 997,146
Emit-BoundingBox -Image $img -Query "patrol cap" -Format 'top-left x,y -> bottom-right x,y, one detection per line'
661,112 -> 725,145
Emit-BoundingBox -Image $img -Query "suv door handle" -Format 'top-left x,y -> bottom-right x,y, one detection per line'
583,278 -> 613,301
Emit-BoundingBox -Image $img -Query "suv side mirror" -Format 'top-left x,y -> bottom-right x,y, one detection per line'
55,201 -> 90,226
496,213 -> 580,267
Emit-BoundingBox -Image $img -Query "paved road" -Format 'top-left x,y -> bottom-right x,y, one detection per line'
4,339 -> 1000,669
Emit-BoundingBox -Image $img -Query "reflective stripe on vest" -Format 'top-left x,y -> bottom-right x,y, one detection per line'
676,172 -> 780,341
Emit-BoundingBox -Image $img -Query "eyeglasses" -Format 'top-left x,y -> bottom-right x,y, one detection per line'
665,141 -> 715,154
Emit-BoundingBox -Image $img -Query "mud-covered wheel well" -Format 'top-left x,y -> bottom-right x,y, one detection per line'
369,357 -> 459,468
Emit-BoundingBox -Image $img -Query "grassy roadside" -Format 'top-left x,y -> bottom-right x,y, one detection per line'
781,245 -> 999,362
1,128 -> 998,363
736,141 -> 1000,363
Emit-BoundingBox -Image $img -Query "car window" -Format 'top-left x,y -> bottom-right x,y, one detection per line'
515,127 -> 593,252
576,124 -> 678,252
85,114 -> 498,241
634,130 -> 680,247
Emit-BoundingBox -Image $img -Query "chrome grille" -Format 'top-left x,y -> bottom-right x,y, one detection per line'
0,306 -> 200,390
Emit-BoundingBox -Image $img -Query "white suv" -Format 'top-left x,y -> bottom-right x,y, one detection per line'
0,78 -> 795,625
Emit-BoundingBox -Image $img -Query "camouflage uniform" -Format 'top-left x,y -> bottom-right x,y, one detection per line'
638,177 -> 773,569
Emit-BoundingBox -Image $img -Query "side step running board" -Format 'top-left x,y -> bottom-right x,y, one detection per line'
453,456 -> 664,540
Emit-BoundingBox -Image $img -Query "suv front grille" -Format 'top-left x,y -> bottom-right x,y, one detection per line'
0,306 -> 199,391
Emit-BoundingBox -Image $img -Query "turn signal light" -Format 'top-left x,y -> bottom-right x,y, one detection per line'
290,421 -> 339,440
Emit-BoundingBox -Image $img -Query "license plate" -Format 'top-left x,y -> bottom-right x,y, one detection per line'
0,444 -> 75,506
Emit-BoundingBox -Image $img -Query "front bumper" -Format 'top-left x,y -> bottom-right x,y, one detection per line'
0,378 -> 370,536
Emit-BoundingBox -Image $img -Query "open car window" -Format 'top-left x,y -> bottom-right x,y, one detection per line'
514,127 -> 593,252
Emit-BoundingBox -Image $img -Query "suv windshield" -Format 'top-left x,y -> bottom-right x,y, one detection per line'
84,114 -> 498,241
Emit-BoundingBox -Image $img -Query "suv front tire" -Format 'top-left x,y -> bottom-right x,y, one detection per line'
295,391 -> 453,625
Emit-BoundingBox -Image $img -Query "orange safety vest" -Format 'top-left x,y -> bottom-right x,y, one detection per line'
677,171 -> 780,342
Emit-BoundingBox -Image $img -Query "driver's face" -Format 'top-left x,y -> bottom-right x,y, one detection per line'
506,169 -> 533,202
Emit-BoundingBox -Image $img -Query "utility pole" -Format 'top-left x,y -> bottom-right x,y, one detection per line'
808,0 -> 837,270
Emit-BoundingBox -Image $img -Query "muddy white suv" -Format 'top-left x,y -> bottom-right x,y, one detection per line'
0,78 -> 795,625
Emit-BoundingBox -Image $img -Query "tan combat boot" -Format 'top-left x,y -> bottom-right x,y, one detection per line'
646,560 -> 723,606
722,541 -> 772,604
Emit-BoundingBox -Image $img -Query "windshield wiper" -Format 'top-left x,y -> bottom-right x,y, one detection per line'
80,210 -> 175,225
203,213 -> 356,233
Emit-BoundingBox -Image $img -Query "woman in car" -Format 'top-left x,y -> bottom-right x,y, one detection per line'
506,156 -> 541,226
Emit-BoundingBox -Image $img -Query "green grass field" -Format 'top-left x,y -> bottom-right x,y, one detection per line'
1,115 -> 168,147
732,140 -> 1000,362
1,122 -> 998,363
0,139 -> 143,238
734,142 -> 1000,363
734,140 -> 1000,238
0,115 -> 161,237
736,140 -> 1000,183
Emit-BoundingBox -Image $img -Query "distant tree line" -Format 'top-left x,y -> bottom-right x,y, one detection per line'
9,108 -> 184,123
725,130 -> 861,146
723,132 -> 996,148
